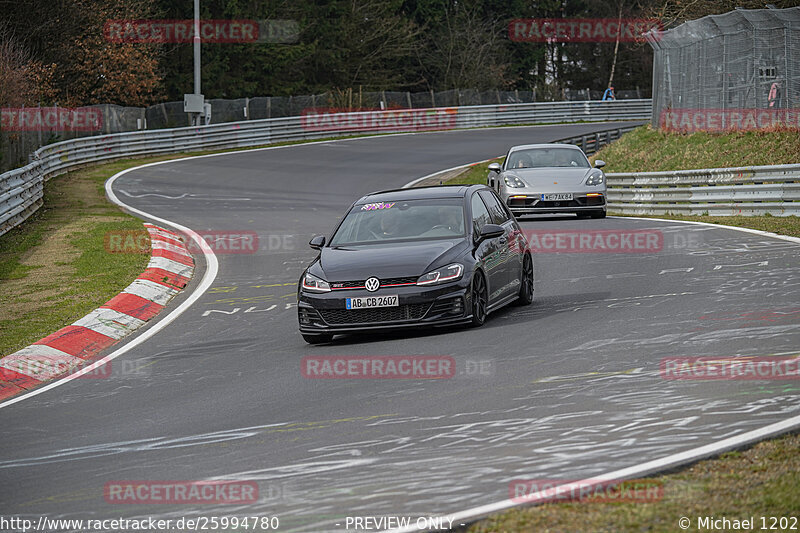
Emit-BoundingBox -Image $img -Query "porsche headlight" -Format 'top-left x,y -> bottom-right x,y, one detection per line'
585,173 -> 605,186
417,263 -> 463,286
504,175 -> 526,188
302,272 -> 331,292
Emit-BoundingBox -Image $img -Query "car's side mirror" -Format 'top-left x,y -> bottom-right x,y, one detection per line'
477,223 -> 505,242
487,162 -> 502,173
309,235 -> 326,250
594,160 -> 606,168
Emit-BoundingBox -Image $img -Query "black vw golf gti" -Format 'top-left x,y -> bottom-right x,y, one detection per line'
297,185 -> 534,343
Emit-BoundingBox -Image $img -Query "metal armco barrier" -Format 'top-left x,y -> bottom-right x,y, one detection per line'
606,164 -> 800,216
0,100 -> 651,236
553,125 -> 640,155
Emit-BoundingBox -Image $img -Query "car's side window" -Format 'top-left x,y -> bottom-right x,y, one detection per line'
471,193 -> 492,235
479,190 -> 510,224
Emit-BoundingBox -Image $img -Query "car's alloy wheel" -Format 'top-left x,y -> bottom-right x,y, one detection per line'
470,271 -> 488,327
302,333 -> 333,344
516,253 -> 534,305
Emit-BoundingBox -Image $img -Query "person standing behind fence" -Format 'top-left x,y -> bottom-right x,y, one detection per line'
602,87 -> 616,101
768,82 -> 782,108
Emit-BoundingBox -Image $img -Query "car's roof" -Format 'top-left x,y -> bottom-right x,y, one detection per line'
509,143 -> 584,151
355,184 -> 486,204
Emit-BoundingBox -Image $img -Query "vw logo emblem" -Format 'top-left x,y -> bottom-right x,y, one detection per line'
365,277 -> 380,292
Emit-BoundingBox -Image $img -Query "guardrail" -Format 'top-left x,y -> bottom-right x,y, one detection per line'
0,100 -> 651,236
553,125 -> 640,155
606,164 -> 800,216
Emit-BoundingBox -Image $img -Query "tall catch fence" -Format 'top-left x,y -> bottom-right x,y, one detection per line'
647,6 -> 800,129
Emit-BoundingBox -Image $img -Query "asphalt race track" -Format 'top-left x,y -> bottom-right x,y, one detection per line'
2,122 -> 799,532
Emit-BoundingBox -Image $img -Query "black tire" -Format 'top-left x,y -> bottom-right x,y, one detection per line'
302,333 -> 333,344
470,271 -> 488,327
515,253 -> 534,306
590,210 -> 607,219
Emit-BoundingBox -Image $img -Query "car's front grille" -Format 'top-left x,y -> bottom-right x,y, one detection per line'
536,200 -> 582,208
507,196 -> 604,209
330,276 -> 418,290
319,303 -> 431,325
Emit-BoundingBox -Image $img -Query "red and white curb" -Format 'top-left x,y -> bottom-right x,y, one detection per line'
0,223 -> 194,400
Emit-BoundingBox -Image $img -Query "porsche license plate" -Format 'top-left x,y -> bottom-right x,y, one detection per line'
346,295 -> 399,309
541,193 -> 573,201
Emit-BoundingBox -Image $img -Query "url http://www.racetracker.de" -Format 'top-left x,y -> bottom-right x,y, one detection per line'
0,515 -> 281,532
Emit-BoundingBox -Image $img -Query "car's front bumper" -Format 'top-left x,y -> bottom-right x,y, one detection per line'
504,192 -> 606,215
298,280 -> 472,334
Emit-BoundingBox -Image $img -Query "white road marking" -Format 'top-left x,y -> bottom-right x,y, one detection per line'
383,411 -> 800,533
713,260 -> 769,270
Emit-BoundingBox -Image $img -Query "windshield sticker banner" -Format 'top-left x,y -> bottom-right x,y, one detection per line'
360,202 -> 395,211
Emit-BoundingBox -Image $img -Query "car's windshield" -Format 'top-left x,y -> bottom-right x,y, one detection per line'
506,148 -> 590,169
330,198 -> 465,246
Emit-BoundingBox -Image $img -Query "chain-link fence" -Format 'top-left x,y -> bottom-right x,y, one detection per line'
2,87 -> 648,171
648,6 -> 800,129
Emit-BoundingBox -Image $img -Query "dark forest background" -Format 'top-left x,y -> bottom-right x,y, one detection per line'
2,0 -> 798,108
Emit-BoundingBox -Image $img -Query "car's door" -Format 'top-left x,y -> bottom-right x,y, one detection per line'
480,189 -> 521,298
470,192 -> 506,305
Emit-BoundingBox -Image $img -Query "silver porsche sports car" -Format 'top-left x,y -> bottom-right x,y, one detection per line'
487,144 -> 607,219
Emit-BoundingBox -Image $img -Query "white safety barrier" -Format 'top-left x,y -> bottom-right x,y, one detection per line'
606,164 -> 800,216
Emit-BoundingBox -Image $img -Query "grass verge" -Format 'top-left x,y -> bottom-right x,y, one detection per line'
0,157 -> 183,357
467,432 -> 800,533
593,125 -> 800,173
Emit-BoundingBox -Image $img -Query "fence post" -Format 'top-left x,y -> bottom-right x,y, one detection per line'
430,89 -> 435,108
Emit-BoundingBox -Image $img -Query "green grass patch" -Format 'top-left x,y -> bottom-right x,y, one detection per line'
593,125 -> 800,173
451,157 -> 505,186
468,432 -> 800,533
0,163 -> 156,356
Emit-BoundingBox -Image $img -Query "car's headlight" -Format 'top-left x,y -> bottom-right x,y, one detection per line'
302,272 -> 331,292
417,263 -> 463,286
585,173 -> 605,186
504,175 -> 526,188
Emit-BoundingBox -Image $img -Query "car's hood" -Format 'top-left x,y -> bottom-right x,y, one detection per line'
318,239 -> 466,281
505,167 -> 601,191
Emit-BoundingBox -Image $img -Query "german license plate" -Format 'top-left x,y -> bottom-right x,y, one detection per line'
541,193 -> 573,201
346,295 -> 399,309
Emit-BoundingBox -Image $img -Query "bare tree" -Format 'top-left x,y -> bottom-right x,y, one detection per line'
415,3 -> 511,91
